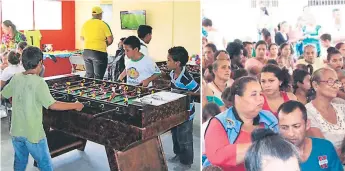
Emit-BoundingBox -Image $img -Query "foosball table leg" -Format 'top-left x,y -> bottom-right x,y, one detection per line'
78,139 -> 87,151
105,136 -> 168,171
105,147 -> 119,171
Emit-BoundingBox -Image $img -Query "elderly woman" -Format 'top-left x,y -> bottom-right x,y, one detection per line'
2,20 -> 26,50
204,59 -> 233,110
203,76 -> 278,171
306,68 -> 345,158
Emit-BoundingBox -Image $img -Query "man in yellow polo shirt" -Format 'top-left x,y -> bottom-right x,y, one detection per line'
81,6 -> 113,79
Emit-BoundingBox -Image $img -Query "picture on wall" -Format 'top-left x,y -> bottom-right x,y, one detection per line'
120,10 -> 146,30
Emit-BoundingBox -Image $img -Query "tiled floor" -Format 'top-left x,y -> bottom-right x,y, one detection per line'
0,106 -> 201,171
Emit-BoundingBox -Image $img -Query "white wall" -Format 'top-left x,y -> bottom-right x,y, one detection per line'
202,0 -> 345,42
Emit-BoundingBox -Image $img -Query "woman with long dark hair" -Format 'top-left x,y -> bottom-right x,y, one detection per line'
2,20 -> 26,50
260,64 -> 297,117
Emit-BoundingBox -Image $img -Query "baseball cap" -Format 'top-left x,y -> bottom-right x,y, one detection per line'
92,6 -> 103,15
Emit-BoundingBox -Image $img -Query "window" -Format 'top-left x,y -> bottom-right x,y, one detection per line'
1,0 -> 62,30
100,4 -> 113,27
34,0 -> 62,30
1,0 -> 34,30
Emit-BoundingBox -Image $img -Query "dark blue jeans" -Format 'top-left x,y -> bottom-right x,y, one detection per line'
83,49 -> 108,80
11,136 -> 53,171
171,120 -> 194,165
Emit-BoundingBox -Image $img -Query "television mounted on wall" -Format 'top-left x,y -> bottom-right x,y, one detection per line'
120,10 -> 146,30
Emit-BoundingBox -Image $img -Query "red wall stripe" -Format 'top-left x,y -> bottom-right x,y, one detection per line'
39,1 -> 76,51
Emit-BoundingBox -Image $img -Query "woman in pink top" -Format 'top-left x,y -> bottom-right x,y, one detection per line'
267,43 -> 278,60
277,43 -> 294,73
260,64 -> 297,117
245,40 -> 267,76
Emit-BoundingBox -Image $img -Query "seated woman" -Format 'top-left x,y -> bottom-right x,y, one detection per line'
245,129 -> 300,171
277,43 -> 294,74
267,43 -> 278,60
227,42 -> 245,71
204,59 -> 234,110
203,76 -> 278,171
203,43 -> 217,70
245,40 -> 267,76
327,47 -> 343,70
260,64 -> 297,117
293,69 -> 312,104
0,51 -> 25,88
335,42 -> 345,68
306,67 -> 345,156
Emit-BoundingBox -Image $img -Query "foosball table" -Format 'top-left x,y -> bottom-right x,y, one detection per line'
40,74 -> 191,171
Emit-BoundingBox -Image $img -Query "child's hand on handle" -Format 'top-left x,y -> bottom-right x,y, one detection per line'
140,79 -> 150,87
74,101 -> 84,111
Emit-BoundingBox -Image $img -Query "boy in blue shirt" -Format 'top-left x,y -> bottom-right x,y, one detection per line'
1,46 -> 84,171
166,46 -> 200,169
277,101 -> 343,171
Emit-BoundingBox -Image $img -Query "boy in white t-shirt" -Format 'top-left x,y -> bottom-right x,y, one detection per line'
1,51 -> 25,88
118,36 -> 160,87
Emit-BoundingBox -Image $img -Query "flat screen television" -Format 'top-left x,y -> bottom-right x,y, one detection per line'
120,10 -> 146,30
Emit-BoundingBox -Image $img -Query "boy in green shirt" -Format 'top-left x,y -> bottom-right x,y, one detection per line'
1,46 -> 84,171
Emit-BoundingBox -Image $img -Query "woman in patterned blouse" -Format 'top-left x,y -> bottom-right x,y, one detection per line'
306,67 -> 345,159
2,20 -> 26,51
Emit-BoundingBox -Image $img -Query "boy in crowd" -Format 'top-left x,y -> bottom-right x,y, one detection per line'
166,46 -> 200,169
118,36 -> 160,87
1,46 -> 84,171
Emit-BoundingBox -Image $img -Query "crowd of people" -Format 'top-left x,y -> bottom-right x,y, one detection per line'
201,7 -> 345,171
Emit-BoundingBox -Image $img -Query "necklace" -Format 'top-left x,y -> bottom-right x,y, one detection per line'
213,80 -> 225,92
